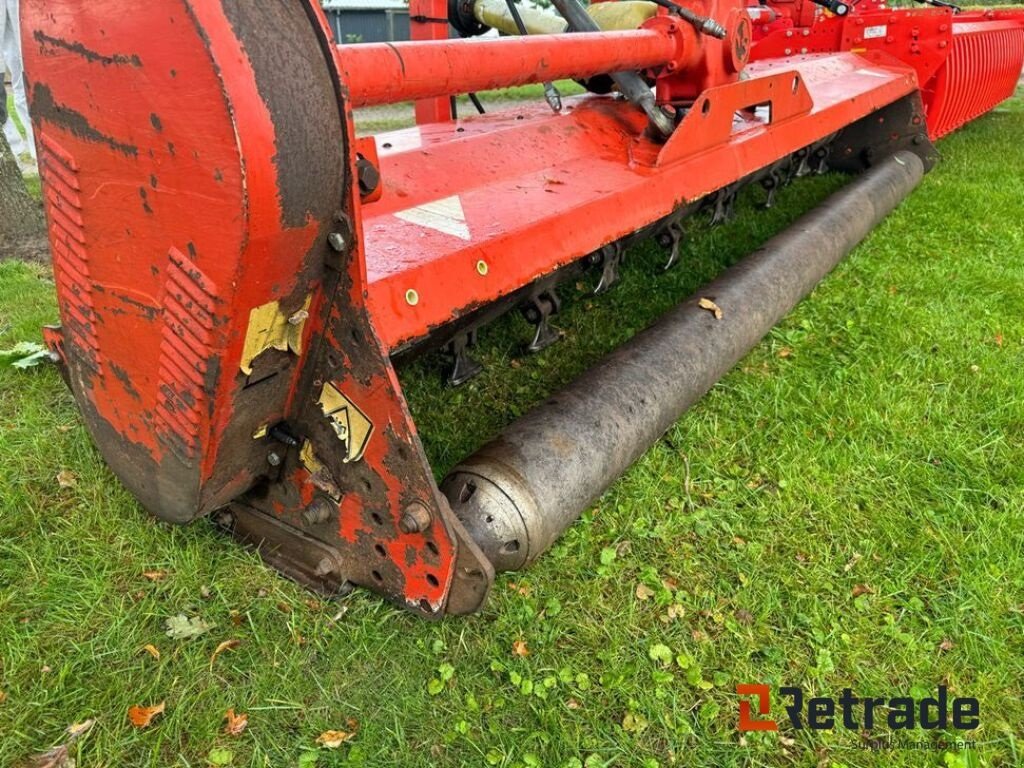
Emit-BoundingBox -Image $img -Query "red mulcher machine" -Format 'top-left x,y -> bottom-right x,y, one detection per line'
21,0 -> 1024,616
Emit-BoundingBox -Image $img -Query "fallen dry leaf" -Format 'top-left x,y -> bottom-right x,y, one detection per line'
210,639 -> 241,669
777,347 -> 792,359
735,609 -> 754,625
512,639 -> 530,658
223,708 -> 249,736
316,729 -> 355,749
128,702 -> 165,728
56,470 -> 78,489
28,719 -> 95,768
938,638 -> 955,653
843,553 -> 863,573
165,614 -> 214,640
141,644 -> 160,660
635,584 -> 655,601
698,297 -> 724,320
566,698 -> 581,710
63,720 -> 94,741
994,333 -> 1004,348
142,570 -> 167,582
0,690 -> 6,704
851,584 -> 874,598
666,604 -> 685,621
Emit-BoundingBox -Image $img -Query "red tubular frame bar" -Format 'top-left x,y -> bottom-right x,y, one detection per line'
335,29 -> 678,107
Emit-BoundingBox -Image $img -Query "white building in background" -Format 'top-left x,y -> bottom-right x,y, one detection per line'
322,0 -> 413,44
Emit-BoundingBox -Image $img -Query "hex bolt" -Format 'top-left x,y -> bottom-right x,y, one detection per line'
399,502 -> 432,534
328,232 -> 347,252
303,498 -> 335,526
267,452 -> 283,467
357,156 -> 381,197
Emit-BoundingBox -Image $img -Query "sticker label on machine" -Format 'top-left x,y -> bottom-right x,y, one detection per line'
395,195 -> 471,241
864,25 -> 887,39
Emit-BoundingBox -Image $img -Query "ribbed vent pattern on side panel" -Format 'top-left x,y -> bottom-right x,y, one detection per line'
40,132 -> 102,371
155,248 -> 217,462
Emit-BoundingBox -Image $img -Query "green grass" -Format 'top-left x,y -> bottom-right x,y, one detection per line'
1,90 -> 1022,767
353,81 -> 588,134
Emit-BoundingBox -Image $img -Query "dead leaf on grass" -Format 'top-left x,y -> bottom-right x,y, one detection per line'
938,638 -> 955,653
223,708 -> 249,736
210,639 -> 241,669
851,584 -> 874,598
142,570 -> 167,582
128,702 -> 165,728
56,470 -> 78,489
512,639 -> 530,657
140,644 -> 160,660
507,582 -> 531,597
27,719 -> 95,768
316,729 -> 355,749
165,614 -> 214,640
635,584 -> 655,601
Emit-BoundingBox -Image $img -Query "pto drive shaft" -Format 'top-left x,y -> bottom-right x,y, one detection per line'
442,151 -> 925,572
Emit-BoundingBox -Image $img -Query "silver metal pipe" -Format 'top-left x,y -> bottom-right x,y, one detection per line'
442,151 -> 926,572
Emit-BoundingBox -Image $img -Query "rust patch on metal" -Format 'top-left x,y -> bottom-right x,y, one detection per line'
220,0 -> 346,229
33,30 -> 143,67
109,361 -> 141,401
31,83 -> 139,157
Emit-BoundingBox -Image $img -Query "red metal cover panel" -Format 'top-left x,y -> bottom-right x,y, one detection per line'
926,21 -> 1024,139
360,53 -> 918,352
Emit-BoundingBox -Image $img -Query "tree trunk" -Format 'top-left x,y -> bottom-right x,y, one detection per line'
0,130 -> 44,243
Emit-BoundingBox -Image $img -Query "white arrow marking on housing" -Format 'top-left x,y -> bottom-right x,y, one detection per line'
394,195 -> 471,241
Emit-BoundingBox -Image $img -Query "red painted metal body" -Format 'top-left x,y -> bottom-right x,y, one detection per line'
336,29 -> 680,106
19,0 -> 1024,615
749,0 -> 1024,139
